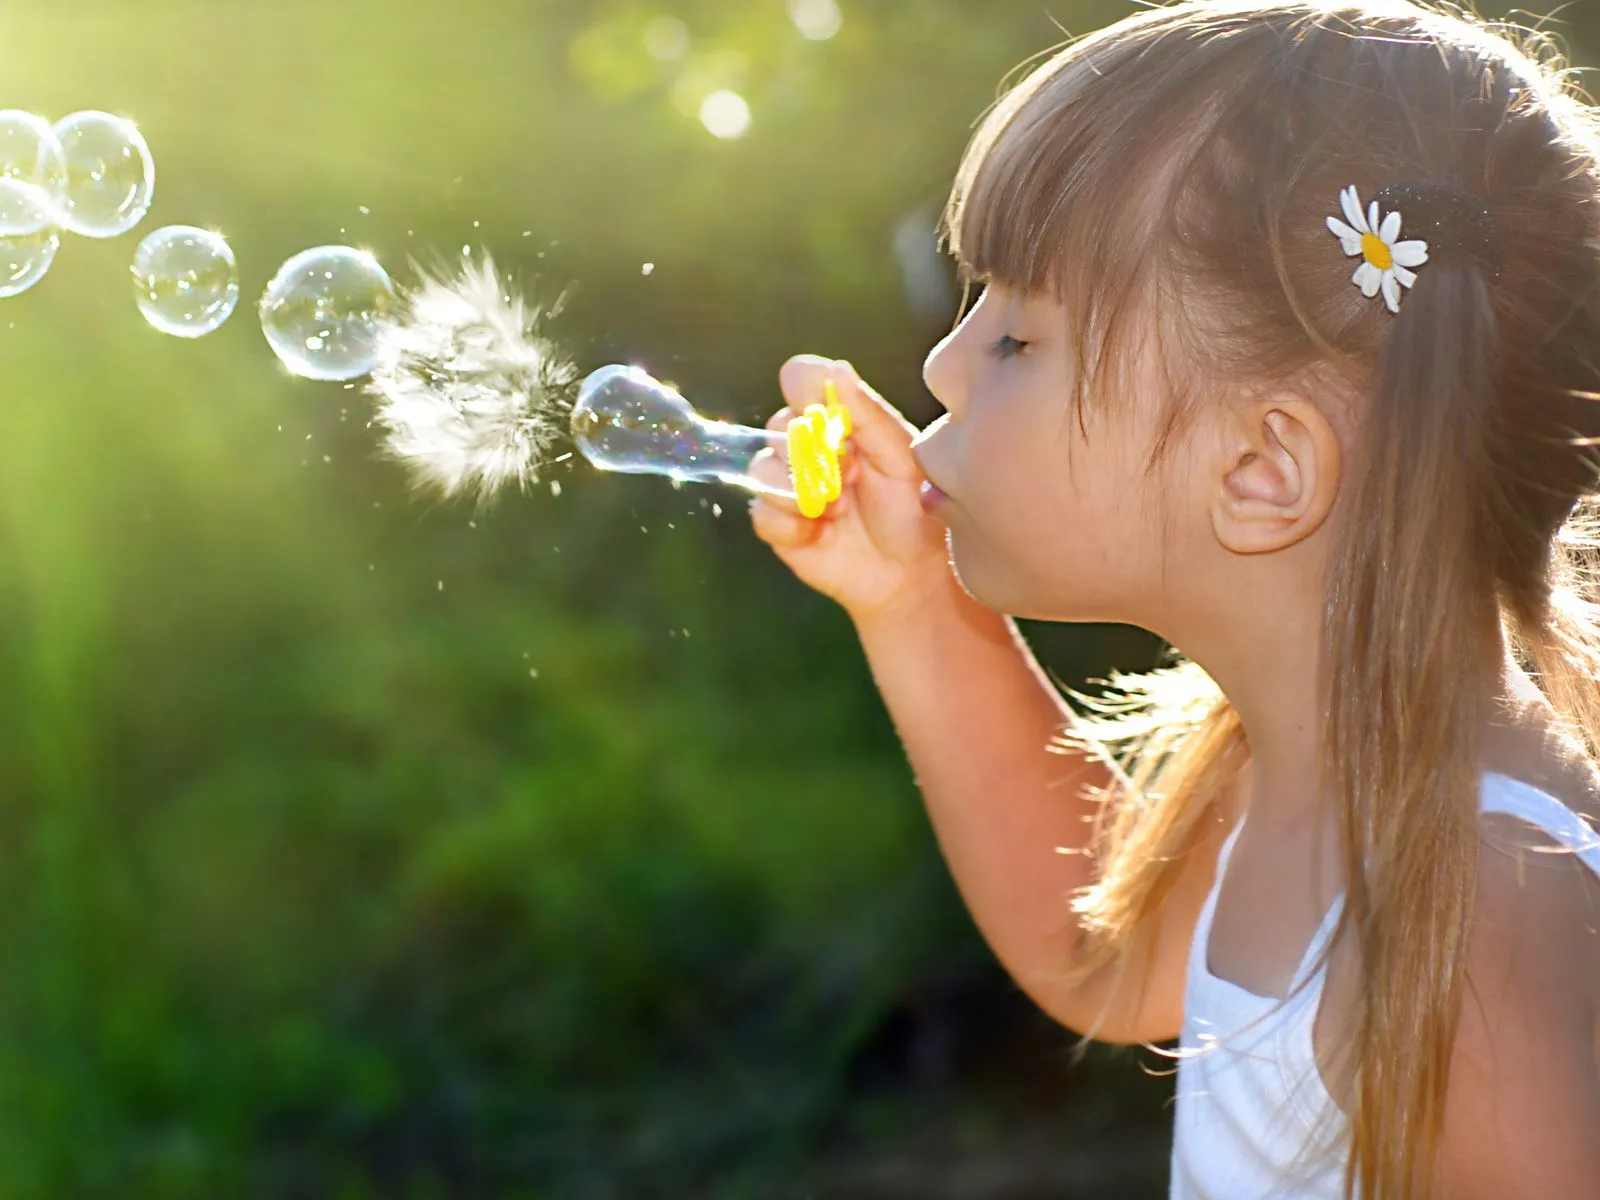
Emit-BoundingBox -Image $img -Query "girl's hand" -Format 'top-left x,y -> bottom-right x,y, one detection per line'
749,356 -> 953,626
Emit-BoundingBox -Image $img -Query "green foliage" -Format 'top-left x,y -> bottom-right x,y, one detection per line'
0,0 -> 1592,1195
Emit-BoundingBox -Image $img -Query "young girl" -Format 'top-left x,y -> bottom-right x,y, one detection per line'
751,2 -> 1600,1196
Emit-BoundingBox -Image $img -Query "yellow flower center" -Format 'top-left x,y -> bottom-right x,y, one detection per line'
1361,232 -> 1393,271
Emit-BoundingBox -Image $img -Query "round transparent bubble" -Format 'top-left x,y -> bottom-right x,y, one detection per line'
258,246 -> 396,381
0,178 -> 55,240
53,111 -> 155,239
131,225 -> 239,338
571,365 -> 789,495
0,227 -> 60,299
0,111 -> 66,237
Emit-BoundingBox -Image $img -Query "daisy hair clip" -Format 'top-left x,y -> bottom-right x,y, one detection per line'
1327,182 -> 1504,314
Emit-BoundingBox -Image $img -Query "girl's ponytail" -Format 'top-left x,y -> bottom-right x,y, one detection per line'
1324,254 -> 1502,1199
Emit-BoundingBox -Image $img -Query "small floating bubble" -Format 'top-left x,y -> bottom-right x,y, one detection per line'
0,179 -> 54,241
258,245 -> 395,380
0,111 -> 66,237
53,111 -> 154,238
0,227 -> 59,298
130,225 -> 238,337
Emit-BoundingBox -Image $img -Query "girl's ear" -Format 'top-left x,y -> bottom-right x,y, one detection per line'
1209,396 -> 1341,555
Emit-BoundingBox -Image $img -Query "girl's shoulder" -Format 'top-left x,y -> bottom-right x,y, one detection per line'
1472,768 -> 1599,1039
1479,770 -> 1600,863
1432,771 -> 1600,1195
1478,710 -> 1600,868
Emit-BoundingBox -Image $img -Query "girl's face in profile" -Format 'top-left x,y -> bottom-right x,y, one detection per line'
913,282 -> 1215,629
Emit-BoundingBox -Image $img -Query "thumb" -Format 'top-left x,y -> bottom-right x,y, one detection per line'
778,355 -> 922,480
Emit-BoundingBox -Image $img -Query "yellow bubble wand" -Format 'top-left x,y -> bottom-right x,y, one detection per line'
783,377 -> 852,518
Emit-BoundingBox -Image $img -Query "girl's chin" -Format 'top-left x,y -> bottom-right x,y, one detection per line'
946,537 -> 1014,614
948,538 -> 1120,624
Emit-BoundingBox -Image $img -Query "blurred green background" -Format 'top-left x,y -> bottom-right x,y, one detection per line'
0,2 -> 1593,1196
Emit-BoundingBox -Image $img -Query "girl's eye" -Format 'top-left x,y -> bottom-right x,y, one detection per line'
988,334 -> 1029,360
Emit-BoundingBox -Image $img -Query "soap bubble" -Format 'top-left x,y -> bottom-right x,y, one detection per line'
0,227 -> 60,298
130,225 -> 239,338
0,111 -> 66,237
0,179 -> 55,240
53,111 -> 155,238
258,245 -> 395,381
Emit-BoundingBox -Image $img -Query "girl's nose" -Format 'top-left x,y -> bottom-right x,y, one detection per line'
922,327 -> 965,417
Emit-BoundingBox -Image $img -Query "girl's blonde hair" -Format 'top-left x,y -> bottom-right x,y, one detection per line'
942,3 -> 1600,1197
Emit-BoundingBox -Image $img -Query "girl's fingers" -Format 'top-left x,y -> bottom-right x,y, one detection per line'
747,446 -> 797,512
778,355 -> 922,479
749,494 -> 820,549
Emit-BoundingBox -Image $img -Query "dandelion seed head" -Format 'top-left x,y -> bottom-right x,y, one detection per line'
364,254 -> 577,501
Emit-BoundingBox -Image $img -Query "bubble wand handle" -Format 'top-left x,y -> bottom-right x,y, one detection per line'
570,364 -> 849,517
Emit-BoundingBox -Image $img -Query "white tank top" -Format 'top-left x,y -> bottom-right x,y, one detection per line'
1169,772 -> 1600,1198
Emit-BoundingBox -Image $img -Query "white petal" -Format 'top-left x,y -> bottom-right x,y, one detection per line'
1368,201 -> 1381,234
1341,187 -> 1369,234
1392,264 -> 1418,288
1390,239 -> 1429,268
1382,272 -> 1401,314
1354,261 -> 1383,297
1379,209 -> 1402,244
1326,216 -> 1363,255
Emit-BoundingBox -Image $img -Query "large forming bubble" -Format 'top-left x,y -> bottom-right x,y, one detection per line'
258,245 -> 395,381
53,110 -> 155,238
0,110 -> 66,237
131,225 -> 239,338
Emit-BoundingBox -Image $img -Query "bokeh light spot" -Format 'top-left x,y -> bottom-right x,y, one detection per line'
788,0 -> 843,41
699,90 -> 751,139
644,15 -> 690,61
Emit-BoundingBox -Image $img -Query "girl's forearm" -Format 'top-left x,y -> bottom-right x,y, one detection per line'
853,576 -> 1110,1004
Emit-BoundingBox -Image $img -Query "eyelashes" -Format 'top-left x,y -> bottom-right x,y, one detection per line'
988,334 -> 1029,360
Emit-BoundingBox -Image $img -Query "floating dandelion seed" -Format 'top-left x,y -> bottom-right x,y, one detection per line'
364,254 -> 577,500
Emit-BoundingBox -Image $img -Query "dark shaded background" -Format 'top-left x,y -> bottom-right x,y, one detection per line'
1,2 -> 1594,1196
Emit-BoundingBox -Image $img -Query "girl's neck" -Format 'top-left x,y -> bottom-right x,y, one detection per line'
1175,607 -> 1512,830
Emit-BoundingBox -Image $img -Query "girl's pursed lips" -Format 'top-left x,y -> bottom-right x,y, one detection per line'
915,448 -> 947,512
911,449 -> 952,512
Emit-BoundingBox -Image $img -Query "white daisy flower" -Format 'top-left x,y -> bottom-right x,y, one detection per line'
1326,185 -> 1430,314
